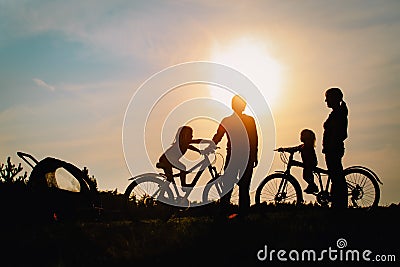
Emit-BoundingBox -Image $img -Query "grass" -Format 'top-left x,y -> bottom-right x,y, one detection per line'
0,204 -> 399,266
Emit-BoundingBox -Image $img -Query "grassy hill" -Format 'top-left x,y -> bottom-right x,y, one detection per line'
1,203 -> 399,267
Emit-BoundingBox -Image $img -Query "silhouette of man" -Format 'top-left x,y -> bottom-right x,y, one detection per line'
212,95 -> 258,217
323,87 -> 348,209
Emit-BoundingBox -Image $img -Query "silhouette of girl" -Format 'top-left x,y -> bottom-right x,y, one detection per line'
299,129 -> 318,194
157,126 -> 211,187
323,87 -> 348,209
277,129 -> 318,194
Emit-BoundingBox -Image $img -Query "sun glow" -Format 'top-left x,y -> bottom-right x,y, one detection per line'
210,37 -> 283,108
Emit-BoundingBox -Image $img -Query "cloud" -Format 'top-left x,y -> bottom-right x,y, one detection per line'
0,1 -> 222,67
33,78 -> 55,91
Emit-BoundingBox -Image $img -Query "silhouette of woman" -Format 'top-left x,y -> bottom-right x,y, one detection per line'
322,87 -> 348,209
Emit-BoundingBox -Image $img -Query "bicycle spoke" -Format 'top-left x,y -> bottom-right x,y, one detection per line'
202,181 -> 239,206
130,183 -> 147,199
125,175 -> 175,208
257,175 -> 302,205
345,168 -> 380,209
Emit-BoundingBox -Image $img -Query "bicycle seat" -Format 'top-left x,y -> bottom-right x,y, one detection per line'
156,162 -> 165,169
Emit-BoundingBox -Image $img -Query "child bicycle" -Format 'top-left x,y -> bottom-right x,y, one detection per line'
255,147 -> 382,209
124,144 -> 238,210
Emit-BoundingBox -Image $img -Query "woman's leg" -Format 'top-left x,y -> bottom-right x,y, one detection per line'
325,153 -> 347,209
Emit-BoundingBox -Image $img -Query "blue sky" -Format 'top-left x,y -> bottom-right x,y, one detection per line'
1,0 -> 399,205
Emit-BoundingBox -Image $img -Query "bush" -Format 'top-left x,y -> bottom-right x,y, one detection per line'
0,156 -> 29,224
0,156 -> 27,185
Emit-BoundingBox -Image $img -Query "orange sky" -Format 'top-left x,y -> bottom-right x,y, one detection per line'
1,1 -> 399,205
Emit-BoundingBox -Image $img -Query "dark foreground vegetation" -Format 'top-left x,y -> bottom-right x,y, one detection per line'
1,156 -> 398,266
0,202 -> 399,267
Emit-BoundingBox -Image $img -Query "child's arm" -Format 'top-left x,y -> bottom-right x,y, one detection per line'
188,145 -> 201,154
191,139 -> 217,145
189,139 -> 216,154
278,144 -> 303,153
191,139 -> 212,144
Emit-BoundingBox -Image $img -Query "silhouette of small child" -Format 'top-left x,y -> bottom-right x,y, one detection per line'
280,129 -> 318,194
157,126 -> 212,187
298,129 -> 319,194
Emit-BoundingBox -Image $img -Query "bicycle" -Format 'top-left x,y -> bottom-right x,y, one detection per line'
255,147 -> 383,209
124,144 -> 238,211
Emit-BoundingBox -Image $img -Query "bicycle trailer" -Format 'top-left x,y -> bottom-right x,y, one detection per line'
17,152 -> 98,220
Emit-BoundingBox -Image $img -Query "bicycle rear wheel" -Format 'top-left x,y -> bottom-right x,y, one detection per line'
344,168 -> 380,209
124,175 -> 174,209
255,173 -> 303,205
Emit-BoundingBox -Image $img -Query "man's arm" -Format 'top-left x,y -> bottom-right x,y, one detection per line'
212,121 -> 226,145
188,145 -> 201,154
249,116 -> 259,166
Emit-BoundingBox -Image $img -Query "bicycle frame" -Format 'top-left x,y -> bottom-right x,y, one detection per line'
276,150 -> 376,206
127,152 -> 220,206
277,150 -> 332,203
167,155 -> 217,203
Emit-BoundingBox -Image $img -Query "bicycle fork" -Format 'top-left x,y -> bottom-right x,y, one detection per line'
276,176 -> 290,202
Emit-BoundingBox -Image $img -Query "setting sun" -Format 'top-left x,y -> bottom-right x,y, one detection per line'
1,2 -> 398,265
210,37 -> 283,107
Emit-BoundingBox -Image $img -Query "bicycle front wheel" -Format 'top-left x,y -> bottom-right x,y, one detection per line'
255,173 -> 303,205
124,175 -> 174,208
344,168 -> 380,209
202,180 -> 239,205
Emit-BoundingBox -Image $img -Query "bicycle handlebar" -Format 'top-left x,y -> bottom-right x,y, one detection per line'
168,146 -> 221,176
16,151 -> 39,169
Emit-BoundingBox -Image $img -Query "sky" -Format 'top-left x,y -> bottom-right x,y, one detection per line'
0,0 -> 399,205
